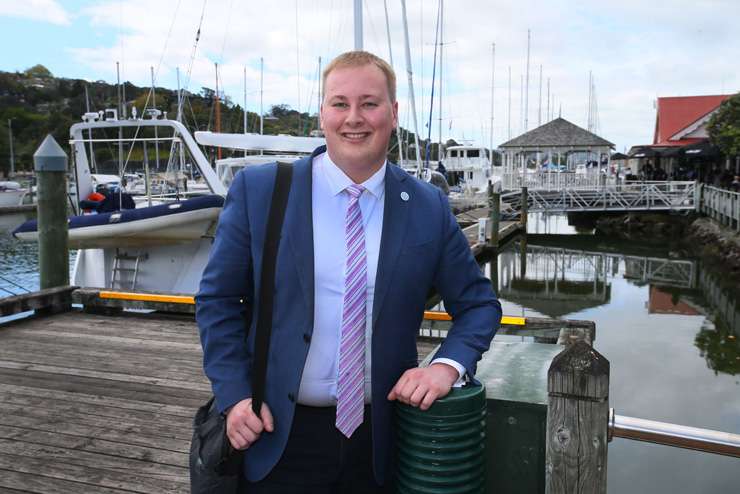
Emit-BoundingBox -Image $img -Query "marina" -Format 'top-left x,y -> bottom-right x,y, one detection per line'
1,1 -> 739,491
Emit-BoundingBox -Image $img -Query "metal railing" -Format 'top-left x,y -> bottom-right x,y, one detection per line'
502,171 -> 609,190
609,409 -> 740,458
699,184 -> 740,231
519,181 -> 696,213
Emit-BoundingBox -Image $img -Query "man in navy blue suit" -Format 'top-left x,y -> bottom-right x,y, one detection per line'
196,51 -> 501,493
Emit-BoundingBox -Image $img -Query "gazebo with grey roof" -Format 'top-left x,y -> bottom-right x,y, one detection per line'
498,117 -> 615,176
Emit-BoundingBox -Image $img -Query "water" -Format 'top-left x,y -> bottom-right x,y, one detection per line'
487,213 -> 740,493
1,211 -> 738,492
0,213 -> 77,305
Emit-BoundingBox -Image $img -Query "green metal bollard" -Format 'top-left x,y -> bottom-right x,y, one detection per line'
395,385 -> 487,494
34,135 -> 69,291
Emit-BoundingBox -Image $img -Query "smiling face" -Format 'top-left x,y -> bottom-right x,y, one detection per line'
320,63 -> 398,183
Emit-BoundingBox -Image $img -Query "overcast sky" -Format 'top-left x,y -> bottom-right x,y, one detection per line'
1,0 -> 738,152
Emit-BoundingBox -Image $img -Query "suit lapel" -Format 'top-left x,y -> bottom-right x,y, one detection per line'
285,153 -> 316,319
372,164 -> 410,327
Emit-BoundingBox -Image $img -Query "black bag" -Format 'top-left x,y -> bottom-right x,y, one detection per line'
189,397 -> 243,491
190,162 -> 294,493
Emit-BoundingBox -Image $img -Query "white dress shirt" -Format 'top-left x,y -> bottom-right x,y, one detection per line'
297,152 -> 464,406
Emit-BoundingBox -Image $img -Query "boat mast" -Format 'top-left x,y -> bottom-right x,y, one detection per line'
317,56 -> 322,134
538,64 -> 542,127
354,0 -> 363,50
7,119 -> 14,177
438,0 -> 443,163
214,62 -> 221,160
383,0 -> 404,165
507,66 -> 511,139
84,84 -> 96,173
489,43 -> 495,162
243,65 -> 248,158
524,29 -> 530,131
260,57 -> 264,137
116,62 -> 123,182
151,66 -> 161,171
400,0 -> 423,173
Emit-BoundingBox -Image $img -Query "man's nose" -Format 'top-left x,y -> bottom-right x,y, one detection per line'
345,104 -> 364,125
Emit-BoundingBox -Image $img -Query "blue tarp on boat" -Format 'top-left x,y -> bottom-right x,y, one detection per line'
13,194 -> 225,238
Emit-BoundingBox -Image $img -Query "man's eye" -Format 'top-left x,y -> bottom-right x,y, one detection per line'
332,102 -> 348,108
363,102 -> 378,107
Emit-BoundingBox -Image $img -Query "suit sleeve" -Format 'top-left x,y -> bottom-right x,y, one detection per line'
431,190 -> 502,378
196,170 -> 255,413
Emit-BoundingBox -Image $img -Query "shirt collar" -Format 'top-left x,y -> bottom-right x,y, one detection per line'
319,152 -> 386,199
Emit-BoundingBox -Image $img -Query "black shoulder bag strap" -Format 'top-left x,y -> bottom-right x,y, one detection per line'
251,162 -> 293,415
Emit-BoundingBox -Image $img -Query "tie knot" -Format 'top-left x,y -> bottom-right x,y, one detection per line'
345,184 -> 365,199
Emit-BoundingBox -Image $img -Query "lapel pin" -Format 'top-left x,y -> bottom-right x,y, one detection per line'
400,191 -> 410,202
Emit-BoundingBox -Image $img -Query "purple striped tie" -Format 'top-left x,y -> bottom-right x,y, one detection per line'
336,184 -> 367,438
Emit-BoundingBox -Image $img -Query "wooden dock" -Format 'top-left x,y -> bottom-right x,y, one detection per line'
0,310 -> 209,493
0,204 -> 36,215
456,206 -> 524,251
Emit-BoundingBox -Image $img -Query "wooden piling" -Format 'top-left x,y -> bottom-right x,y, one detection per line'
34,135 -> 70,297
546,341 -> 610,493
521,186 -> 528,230
489,186 -> 501,248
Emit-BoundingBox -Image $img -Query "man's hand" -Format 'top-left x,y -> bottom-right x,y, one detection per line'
387,363 -> 459,411
225,398 -> 274,450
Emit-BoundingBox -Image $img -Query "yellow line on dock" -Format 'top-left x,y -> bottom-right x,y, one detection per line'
96,292 -> 525,326
423,310 -> 525,326
99,291 -> 196,305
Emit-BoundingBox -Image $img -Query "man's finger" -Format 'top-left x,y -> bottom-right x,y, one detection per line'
260,403 -> 275,433
419,388 -> 440,411
245,409 -> 266,435
409,385 -> 428,407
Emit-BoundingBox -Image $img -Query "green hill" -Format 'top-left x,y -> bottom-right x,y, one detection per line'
0,65 -> 435,176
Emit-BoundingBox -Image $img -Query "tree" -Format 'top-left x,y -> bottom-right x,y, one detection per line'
707,92 -> 740,157
24,64 -> 53,79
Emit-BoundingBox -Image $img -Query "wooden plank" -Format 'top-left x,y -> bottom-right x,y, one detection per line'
0,439 -> 187,481
0,413 -> 188,453
0,469 -> 132,494
0,425 -> 185,468
0,451 -> 187,494
0,347 -> 207,383
0,383 -> 197,418
0,402 -> 193,443
1,329 -> 202,352
0,360 -> 210,392
0,333 -> 202,363
0,368 -> 209,409
0,393 -> 191,432
0,286 -> 76,318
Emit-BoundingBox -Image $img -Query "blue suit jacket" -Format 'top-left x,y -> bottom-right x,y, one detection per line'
196,146 -> 501,483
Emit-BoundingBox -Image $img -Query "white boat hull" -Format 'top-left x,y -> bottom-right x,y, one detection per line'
15,206 -> 221,249
0,190 -> 25,207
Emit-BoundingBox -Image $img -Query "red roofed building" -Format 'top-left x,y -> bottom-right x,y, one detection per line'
627,94 -> 736,182
653,95 -> 731,147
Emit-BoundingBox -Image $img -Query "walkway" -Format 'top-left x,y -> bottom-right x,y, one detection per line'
501,180 -> 696,214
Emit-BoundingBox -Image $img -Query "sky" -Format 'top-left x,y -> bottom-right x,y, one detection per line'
0,0 -> 738,153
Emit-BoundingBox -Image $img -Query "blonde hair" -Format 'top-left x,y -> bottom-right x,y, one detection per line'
322,51 -> 396,103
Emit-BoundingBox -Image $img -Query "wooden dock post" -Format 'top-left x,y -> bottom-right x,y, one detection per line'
34,135 -> 70,293
546,341 -> 610,493
521,186 -> 528,231
489,182 -> 501,248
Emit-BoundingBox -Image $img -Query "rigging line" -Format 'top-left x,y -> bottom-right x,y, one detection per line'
0,274 -> 30,293
295,0 -> 301,131
424,0 -> 442,167
119,0 -> 184,178
218,0 -> 235,64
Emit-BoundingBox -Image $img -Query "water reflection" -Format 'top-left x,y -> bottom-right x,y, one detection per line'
488,236 -> 739,376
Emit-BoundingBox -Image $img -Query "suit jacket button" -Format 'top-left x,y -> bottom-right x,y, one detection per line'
288,393 -> 295,402
303,333 -> 311,343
